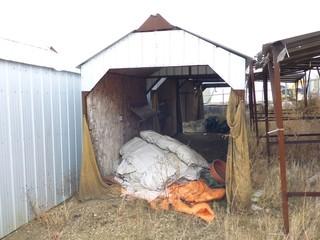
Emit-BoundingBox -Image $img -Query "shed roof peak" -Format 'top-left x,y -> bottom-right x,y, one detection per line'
135,14 -> 178,32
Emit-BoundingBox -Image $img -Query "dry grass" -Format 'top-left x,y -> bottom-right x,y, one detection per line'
5,113 -> 320,239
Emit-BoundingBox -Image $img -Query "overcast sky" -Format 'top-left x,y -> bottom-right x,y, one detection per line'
1,0 -> 319,67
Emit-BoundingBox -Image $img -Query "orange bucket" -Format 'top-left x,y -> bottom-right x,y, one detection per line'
209,160 -> 226,184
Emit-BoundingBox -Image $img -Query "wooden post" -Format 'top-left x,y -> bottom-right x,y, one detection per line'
176,80 -> 182,134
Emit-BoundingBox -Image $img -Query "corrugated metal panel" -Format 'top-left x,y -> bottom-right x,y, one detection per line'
0,59 -> 81,238
80,30 -> 246,91
0,37 -> 79,73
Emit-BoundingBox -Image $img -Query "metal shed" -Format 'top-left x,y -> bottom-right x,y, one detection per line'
79,14 -> 250,177
252,31 -> 320,234
0,38 -> 82,238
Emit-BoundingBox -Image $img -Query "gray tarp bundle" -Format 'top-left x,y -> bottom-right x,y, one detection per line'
115,130 -> 208,201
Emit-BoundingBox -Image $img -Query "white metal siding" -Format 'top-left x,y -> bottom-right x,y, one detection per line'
81,30 -> 246,91
0,59 -> 82,238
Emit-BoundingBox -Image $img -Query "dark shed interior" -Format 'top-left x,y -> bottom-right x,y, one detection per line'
85,65 -> 230,176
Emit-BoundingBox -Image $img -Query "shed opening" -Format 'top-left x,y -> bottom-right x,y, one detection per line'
85,65 -> 230,176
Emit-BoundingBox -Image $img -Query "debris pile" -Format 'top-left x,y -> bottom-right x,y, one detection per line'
115,130 -> 225,222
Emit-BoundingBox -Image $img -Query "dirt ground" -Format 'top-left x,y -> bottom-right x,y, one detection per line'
5,179 -> 320,240
4,129 -> 320,240
4,195 -> 228,240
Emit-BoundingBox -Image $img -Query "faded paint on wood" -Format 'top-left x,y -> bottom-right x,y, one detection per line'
179,81 -> 204,122
86,74 -> 148,176
157,79 -> 177,136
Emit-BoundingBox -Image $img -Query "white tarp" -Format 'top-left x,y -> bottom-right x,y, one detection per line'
115,131 -> 208,201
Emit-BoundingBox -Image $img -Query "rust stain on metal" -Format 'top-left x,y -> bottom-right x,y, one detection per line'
135,14 -> 177,32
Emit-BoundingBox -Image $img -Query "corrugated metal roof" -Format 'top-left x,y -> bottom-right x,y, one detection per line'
0,37 -> 78,73
256,31 -> 320,77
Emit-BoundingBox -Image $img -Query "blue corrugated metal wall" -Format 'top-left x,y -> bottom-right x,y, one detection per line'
0,59 -> 82,238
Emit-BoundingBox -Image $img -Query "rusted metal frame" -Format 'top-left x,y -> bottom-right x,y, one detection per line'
269,139 -> 320,144
250,62 -> 259,141
257,114 -> 320,119
288,192 -> 320,197
302,72 -> 308,107
252,72 -> 259,142
257,109 -> 296,114
263,73 -> 270,161
256,110 -> 299,115
269,47 -> 290,234
247,70 -> 254,126
295,80 -> 299,107
282,48 -> 320,63
257,116 -> 320,121
256,114 -> 297,118
306,70 -> 311,104
263,132 -> 320,138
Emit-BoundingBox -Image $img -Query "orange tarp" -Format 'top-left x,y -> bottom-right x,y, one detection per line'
150,180 -> 225,222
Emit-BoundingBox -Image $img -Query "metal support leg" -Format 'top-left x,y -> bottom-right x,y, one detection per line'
248,73 -> 254,127
270,52 -> 289,234
263,75 -> 270,162
250,62 -> 259,141
303,73 -> 308,108
295,80 -> 298,107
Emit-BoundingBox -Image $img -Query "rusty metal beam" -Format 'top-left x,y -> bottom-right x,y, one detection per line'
263,74 -> 270,161
269,139 -> 320,144
302,73 -> 308,107
263,132 -> 320,138
295,80 -> 298,107
250,62 -> 259,141
248,69 -> 254,126
257,115 -> 320,121
288,192 -> 320,197
306,70 -> 311,101
270,46 -> 290,234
